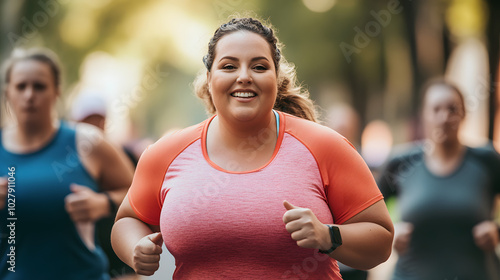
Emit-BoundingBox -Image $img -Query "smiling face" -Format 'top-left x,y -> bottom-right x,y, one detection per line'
422,84 -> 465,144
207,30 -> 278,123
5,59 -> 59,125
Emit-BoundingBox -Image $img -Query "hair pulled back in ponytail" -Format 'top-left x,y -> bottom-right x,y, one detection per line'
194,17 -> 317,122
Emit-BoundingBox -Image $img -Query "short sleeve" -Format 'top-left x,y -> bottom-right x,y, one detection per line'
284,113 -> 383,225
127,143 -> 166,225
376,157 -> 402,199
480,146 -> 500,195
322,138 -> 384,224
492,156 -> 500,195
127,121 -> 205,225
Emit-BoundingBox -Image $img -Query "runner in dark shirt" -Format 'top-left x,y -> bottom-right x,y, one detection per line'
378,79 -> 500,280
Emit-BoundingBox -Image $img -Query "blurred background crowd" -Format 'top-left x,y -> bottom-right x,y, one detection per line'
2,0 -> 499,152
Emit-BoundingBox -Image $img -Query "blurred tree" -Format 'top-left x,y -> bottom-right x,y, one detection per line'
1,0 -> 498,142
486,0 -> 500,140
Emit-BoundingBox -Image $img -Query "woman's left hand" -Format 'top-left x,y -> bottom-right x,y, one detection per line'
473,220 -> 499,252
65,183 -> 110,223
283,200 -> 331,251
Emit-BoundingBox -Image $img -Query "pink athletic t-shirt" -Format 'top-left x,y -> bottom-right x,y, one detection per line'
128,112 -> 383,279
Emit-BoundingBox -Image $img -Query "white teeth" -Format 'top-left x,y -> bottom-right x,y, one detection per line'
231,92 -> 256,98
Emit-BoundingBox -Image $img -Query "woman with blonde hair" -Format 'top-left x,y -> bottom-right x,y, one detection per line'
112,17 -> 393,279
0,48 -> 134,279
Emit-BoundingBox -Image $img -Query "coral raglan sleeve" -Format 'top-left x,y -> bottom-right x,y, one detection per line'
127,143 -> 166,226
320,135 -> 383,225
285,114 -> 384,225
126,122 -> 204,226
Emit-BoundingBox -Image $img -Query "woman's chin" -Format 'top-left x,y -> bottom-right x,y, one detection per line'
227,108 -> 260,122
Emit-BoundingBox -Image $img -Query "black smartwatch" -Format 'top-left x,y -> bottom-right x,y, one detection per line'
319,225 -> 342,254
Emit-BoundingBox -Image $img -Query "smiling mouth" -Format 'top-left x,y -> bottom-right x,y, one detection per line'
231,92 -> 256,98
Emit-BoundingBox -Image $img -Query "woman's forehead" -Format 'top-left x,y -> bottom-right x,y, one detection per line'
425,85 -> 462,105
214,31 -> 273,60
10,59 -> 53,81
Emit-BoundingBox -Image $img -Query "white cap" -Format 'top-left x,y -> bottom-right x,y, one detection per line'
71,91 -> 108,121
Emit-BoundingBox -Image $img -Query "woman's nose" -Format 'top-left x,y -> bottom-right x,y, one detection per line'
236,69 -> 252,84
23,86 -> 35,101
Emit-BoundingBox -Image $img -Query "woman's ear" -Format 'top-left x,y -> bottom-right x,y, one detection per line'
53,87 -> 61,103
3,86 -> 10,103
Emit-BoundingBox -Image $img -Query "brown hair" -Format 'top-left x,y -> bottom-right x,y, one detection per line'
2,48 -> 62,89
1,48 -> 62,124
194,18 -> 318,122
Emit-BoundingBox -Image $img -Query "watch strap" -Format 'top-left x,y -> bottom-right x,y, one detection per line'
319,225 -> 342,254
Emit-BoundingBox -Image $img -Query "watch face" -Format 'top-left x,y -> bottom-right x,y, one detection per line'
332,226 -> 342,245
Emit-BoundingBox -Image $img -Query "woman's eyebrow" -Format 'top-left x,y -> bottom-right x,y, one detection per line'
219,56 -> 270,62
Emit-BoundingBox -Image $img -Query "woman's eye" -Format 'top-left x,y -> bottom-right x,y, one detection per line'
34,83 -> 47,91
254,65 -> 267,71
16,83 -> 26,91
222,65 -> 236,70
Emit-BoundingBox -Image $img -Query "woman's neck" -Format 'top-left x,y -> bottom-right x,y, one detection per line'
206,112 -> 278,171
424,137 -> 466,176
4,118 -> 58,153
430,138 -> 464,160
214,113 -> 276,150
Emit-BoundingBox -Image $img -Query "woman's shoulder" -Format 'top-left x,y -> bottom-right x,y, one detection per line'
467,143 -> 500,165
282,113 -> 364,172
139,119 -> 208,163
379,141 -> 425,170
282,112 -> 351,148
74,121 -> 106,150
389,141 -> 425,160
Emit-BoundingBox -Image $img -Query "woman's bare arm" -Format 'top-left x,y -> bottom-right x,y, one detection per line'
111,194 -> 162,275
284,199 -> 394,270
72,123 -> 134,220
328,200 -> 394,269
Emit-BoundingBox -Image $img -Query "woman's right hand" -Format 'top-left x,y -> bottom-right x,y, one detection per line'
394,222 -> 413,255
473,220 -> 499,252
133,232 -> 163,275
